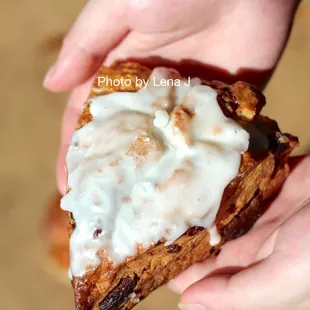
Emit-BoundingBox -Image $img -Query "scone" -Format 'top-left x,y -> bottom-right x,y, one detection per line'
60,62 -> 298,310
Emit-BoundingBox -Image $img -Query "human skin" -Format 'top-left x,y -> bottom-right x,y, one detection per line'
44,1 -> 310,309
173,156 -> 310,310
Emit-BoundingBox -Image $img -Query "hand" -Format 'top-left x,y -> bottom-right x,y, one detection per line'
169,156 -> 310,310
45,1 -> 309,308
42,0 -> 299,194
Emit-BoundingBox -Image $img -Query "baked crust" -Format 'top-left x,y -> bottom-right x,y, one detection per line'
43,192 -> 70,271
65,62 -> 298,310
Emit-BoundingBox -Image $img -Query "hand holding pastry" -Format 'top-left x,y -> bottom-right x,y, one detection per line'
173,156 -> 310,310
43,0 -> 300,196
42,1 -> 310,310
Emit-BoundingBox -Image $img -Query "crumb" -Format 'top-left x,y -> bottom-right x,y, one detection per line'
109,157 -> 121,167
212,125 -> 223,135
126,135 -> 155,159
173,106 -> 192,133
93,228 -> 102,239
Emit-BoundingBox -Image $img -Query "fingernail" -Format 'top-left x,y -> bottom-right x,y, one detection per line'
178,303 -> 206,310
167,280 -> 182,294
43,63 -> 57,88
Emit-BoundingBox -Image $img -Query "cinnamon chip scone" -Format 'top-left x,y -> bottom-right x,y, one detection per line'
60,62 -> 298,310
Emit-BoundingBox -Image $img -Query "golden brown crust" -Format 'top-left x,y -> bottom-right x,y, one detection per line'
90,62 -> 151,96
64,61 -> 298,310
43,192 -> 70,271
208,80 -> 266,122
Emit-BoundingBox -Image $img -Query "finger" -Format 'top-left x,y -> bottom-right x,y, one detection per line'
217,156 -> 310,261
44,0 -> 128,92
170,156 -> 310,295
180,206 -> 310,310
56,79 -> 93,194
254,155 -> 310,230
168,257 -> 216,294
275,203 -> 310,260
169,226 -> 278,296
169,156 -> 310,295
215,155 -> 310,261
179,255 -> 302,310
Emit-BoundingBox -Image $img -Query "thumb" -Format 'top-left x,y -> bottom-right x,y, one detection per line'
179,252 -> 305,310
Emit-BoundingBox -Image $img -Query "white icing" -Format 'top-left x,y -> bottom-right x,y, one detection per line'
61,68 -> 250,277
209,225 -> 221,246
68,268 -> 73,281
153,110 -> 169,128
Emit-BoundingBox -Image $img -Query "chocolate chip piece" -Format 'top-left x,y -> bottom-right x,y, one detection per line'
93,228 -> 102,239
99,276 -> 138,310
185,226 -> 204,236
217,88 -> 239,118
228,203 -> 236,213
167,244 -> 182,253
214,248 -> 221,256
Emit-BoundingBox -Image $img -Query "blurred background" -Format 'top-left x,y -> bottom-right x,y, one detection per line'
1,1 -> 310,309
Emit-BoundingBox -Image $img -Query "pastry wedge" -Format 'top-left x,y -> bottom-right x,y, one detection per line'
60,62 -> 298,310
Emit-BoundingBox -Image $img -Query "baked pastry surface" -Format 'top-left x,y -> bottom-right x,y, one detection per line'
63,62 -> 298,310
